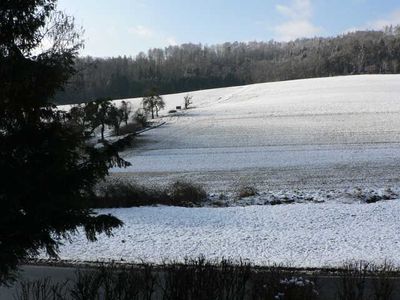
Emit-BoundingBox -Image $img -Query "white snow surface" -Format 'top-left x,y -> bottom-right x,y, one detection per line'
107,75 -> 400,193
52,201 -> 400,268
53,76 -> 400,267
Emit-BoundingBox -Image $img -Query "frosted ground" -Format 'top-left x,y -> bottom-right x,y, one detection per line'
112,74 -> 400,197
52,75 -> 400,267
53,202 -> 400,268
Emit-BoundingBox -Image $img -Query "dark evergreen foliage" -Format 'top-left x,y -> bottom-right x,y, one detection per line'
0,0 -> 129,284
56,27 -> 400,104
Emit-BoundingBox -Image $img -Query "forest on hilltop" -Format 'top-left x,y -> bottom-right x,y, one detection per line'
56,27 -> 400,104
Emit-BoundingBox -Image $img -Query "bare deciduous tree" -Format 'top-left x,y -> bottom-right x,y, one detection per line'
184,94 -> 193,109
120,100 -> 132,126
142,91 -> 165,119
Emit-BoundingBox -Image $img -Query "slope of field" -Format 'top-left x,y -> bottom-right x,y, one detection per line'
112,75 -> 400,193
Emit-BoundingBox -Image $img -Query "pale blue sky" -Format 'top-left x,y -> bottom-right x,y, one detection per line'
57,0 -> 400,57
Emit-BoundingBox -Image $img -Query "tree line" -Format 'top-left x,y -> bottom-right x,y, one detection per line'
68,90 -> 166,141
69,99 -> 131,140
55,26 -> 400,104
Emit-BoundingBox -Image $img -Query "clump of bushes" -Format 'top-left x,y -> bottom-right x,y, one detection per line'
92,180 -> 208,208
336,261 -> 369,300
168,181 -> 207,206
336,261 -> 397,300
15,278 -> 69,300
94,182 -> 169,208
15,260 -> 400,300
13,260 -> 320,300
370,261 -> 396,300
118,123 -> 143,135
237,185 -> 258,199
162,258 -> 251,300
274,277 -> 318,300
133,108 -> 148,128
351,188 -> 398,204
251,265 -> 319,300
70,264 -> 156,300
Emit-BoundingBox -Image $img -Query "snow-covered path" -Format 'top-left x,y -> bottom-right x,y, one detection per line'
54,202 -> 400,268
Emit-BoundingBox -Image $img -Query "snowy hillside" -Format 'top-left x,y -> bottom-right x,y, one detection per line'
111,75 -> 400,194
50,75 -> 400,268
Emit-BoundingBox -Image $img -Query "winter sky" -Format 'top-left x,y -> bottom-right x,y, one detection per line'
57,0 -> 400,57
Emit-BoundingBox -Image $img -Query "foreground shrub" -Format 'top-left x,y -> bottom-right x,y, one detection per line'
13,261 -> 400,300
168,181 -> 208,206
15,278 -> 69,300
336,261 -> 369,300
251,266 -> 319,300
274,277 -> 318,300
162,258 -> 251,300
370,261 -> 396,300
70,270 -> 102,300
13,260 -> 321,300
68,264 -> 156,300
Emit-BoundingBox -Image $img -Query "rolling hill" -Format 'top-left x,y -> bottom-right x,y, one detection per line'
49,75 -> 400,267
112,74 -> 400,195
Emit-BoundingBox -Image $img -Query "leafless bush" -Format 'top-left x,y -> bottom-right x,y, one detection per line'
15,260 -> 400,300
118,123 -> 142,135
94,182 -> 169,208
133,108 -> 148,127
161,257 -> 251,300
69,269 -> 102,300
168,181 -> 208,206
237,185 -> 258,198
251,266 -> 318,300
15,277 -> 69,300
370,261 -> 397,300
336,261 -> 369,300
93,181 -> 208,208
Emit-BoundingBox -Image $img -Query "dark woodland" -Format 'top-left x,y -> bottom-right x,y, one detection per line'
57,27 -> 400,104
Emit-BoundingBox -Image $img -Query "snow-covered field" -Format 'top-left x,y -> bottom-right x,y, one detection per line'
53,201 -> 400,268
52,75 -> 400,267
111,75 -> 400,194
